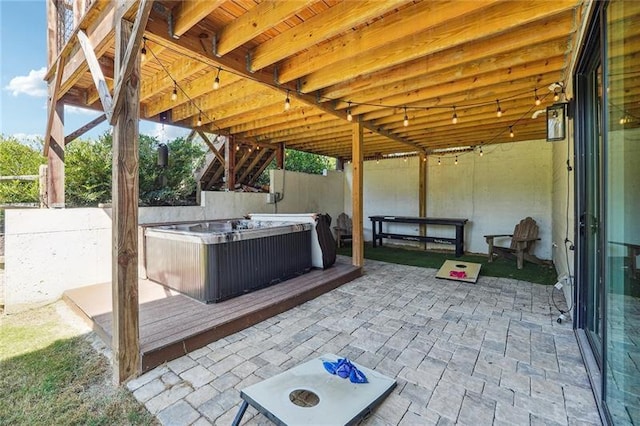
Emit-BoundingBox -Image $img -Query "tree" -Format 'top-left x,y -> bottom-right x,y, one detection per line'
0,135 -> 45,204
64,132 -> 205,206
256,148 -> 336,186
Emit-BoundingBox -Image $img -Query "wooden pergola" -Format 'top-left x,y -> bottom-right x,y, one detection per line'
44,0 -> 584,383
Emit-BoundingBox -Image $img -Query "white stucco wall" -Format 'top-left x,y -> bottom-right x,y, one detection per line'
3,170 -> 343,312
551,123 -> 575,307
270,169 -> 345,225
344,139 -> 553,259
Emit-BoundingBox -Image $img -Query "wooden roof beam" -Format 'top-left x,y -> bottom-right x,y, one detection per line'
336,52 -> 567,113
277,0 -> 497,84
215,1 -> 310,57
248,0 -> 406,72
299,1 -> 578,93
172,0 -> 226,38
321,12 -> 575,101
143,17 -> 425,153
360,72 -> 561,122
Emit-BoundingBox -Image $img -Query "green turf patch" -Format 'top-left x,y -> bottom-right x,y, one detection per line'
337,243 -> 557,285
0,305 -> 157,426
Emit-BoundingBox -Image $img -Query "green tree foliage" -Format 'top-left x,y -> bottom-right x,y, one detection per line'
0,135 -> 45,204
65,132 -> 205,206
257,148 -> 335,186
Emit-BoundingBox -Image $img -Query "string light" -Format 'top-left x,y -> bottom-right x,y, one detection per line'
140,38 -> 147,62
145,39 -> 560,152
438,157 -> 441,166
403,156 -> 408,162
236,144 -> 240,151
455,155 -> 458,165
479,147 -> 484,157
171,83 -> 178,101
284,90 -> 291,111
213,67 -> 221,90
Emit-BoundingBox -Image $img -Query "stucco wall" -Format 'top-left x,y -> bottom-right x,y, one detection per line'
551,123 -> 575,306
344,139 -> 554,259
3,169 -> 343,312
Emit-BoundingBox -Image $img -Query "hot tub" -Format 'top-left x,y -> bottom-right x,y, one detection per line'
144,219 -> 312,303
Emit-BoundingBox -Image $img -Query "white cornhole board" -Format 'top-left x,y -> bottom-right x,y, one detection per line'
436,260 -> 482,284
237,353 -> 396,426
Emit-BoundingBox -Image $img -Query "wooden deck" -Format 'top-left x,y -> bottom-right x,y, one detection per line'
64,261 -> 361,372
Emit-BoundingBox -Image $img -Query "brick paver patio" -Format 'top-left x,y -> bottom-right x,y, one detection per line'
126,258 -> 602,425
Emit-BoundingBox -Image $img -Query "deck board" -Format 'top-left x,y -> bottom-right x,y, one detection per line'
63,261 -> 361,372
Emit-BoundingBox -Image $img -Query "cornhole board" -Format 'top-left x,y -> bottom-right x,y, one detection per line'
232,353 -> 396,426
436,260 -> 482,284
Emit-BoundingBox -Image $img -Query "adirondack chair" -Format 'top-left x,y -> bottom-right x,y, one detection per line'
333,213 -> 353,248
485,217 -> 542,269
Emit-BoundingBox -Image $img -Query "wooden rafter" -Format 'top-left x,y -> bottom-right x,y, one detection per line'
172,0 -> 226,37
65,113 -> 107,144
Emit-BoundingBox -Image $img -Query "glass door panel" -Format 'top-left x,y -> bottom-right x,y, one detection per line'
604,1 -> 640,423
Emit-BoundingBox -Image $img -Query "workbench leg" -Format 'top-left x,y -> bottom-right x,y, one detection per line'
232,401 -> 249,426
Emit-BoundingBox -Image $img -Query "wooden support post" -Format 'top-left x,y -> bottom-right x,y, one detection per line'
225,136 -> 236,190
351,121 -> 364,267
47,102 -> 65,207
111,17 -> 140,385
419,153 -> 428,249
276,143 -> 285,169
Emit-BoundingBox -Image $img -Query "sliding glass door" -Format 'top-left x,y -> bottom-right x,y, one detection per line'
576,1 -> 640,423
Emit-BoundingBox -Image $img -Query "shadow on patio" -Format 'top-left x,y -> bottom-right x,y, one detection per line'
125,257 -> 601,425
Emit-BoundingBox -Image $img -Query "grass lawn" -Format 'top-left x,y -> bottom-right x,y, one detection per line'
337,243 -> 558,285
0,303 -> 157,426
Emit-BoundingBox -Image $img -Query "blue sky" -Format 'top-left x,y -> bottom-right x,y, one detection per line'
0,0 -> 187,145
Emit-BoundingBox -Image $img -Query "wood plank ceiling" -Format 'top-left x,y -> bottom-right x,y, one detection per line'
58,0 -> 588,160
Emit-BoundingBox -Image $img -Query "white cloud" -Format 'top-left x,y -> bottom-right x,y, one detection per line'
4,67 -> 47,97
149,123 -> 190,141
66,105 -> 102,116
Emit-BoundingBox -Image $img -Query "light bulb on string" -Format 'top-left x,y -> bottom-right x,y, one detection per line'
403,106 -> 409,127
455,155 -> 458,165
479,147 -> 484,157
403,156 -> 408,163
509,126 -> 514,138
171,84 -> 178,101
236,145 -> 240,151
140,38 -> 147,62
197,114 -> 202,127
534,88 -> 541,106
347,102 -> 353,122
438,157 -> 441,166
284,90 -> 291,111
213,67 -> 221,90
496,100 -> 502,118
451,106 -> 458,124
